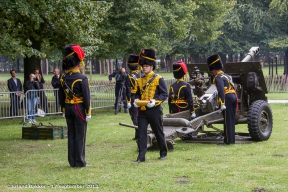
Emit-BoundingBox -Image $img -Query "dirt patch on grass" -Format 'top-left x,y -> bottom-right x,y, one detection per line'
272,154 -> 284,157
24,145 -> 40,150
174,176 -> 193,185
253,187 -> 269,192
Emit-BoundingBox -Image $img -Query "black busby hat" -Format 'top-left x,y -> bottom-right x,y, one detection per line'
173,61 -> 187,79
127,54 -> 139,70
207,54 -> 223,71
139,49 -> 156,70
62,44 -> 85,70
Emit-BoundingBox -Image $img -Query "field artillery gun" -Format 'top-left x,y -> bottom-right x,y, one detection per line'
120,47 -> 273,150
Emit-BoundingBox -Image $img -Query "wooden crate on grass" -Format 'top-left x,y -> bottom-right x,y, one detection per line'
22,126 -> 38,140
37,126 -> 63,140
62,126 -> 68,139
22,124 -> 67,140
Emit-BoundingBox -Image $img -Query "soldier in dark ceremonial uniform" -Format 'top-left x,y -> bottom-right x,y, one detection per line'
125,54 -> 143,139
207,55 -> 237,145
168,61 -> 196,118
133,49 -> 168,163
59,44 -> 92,167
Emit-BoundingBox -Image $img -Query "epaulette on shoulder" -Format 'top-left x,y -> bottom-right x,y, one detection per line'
155,74 -> 161,78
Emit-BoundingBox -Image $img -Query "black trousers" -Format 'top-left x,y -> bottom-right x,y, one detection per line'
137,106 -> 167,160
65,104 -> 87,167
10,94 -> 20,116
114,84 -> 127,109
129,96 -> 139,138
54,91 -> 59,112
222,93 -> 237,144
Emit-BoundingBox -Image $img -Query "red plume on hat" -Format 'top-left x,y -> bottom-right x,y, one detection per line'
72,44 -> 85,61
173,61 -> 187,79
63,44 -> 85,69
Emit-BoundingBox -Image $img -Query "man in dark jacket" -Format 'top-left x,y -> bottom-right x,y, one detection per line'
7,69 -> 22,116
51,68 -> 61,112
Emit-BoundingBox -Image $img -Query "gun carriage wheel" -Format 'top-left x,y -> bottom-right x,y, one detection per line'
247,100 -> 273,141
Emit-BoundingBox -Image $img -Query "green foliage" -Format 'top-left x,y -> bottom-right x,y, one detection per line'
98,0 -> 200,57
0,0 -> 112,60
268,0 -> 288,48
174,0 -> 236,56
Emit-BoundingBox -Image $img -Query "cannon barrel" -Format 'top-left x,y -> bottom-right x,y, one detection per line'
241,46 -> 260,62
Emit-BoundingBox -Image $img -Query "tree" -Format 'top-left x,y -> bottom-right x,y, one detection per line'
0,0 -> 111,85
269,0 -> 288,74
169,0 -> 236,63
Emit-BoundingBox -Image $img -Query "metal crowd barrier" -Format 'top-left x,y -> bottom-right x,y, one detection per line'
0,79 -> 176,122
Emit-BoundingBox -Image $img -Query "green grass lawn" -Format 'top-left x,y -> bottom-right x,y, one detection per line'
0,103 -> 287,191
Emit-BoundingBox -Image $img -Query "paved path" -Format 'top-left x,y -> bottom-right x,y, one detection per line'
268,100 -> 288,103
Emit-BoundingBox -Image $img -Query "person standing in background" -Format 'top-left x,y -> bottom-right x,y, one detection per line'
108,67 -> 128,113
34,68 -> 48,113
7,69 -> 22,116
51,68 -> 61,112
25,73 -> 40,123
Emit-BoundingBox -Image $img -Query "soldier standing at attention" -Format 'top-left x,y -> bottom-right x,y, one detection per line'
207,55 -> 237,145
59,44 -> 92,167
133,49 -> 168,163
125,54 -> 143,140
168,61 -> 196,118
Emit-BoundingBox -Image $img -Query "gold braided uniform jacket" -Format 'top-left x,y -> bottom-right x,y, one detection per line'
213,71 -> 236,105
135,71 -> 168,110
58,69 -> 91,116
125,69 -> 143,103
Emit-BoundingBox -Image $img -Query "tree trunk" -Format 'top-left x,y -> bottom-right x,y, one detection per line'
122,56 -> 127,70
218,53 -> 226,65
165,55 -> 171,72
99,60 -> 103,75
240,53 -> 245,61
284,48 -> 288,75
228,53 -> 233,62
17,57 -> 20,72
94,58 -> 100,74
23,37 -> 41,92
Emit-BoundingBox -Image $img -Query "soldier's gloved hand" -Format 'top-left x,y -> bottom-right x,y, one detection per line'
127,102 -> 132,109
133,99 -> 139,108
191,112 -> 196,118
220,104 -> 226,111
147,99 -> 155,108
62,114 -> 65,118
86,115 -> 91,122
